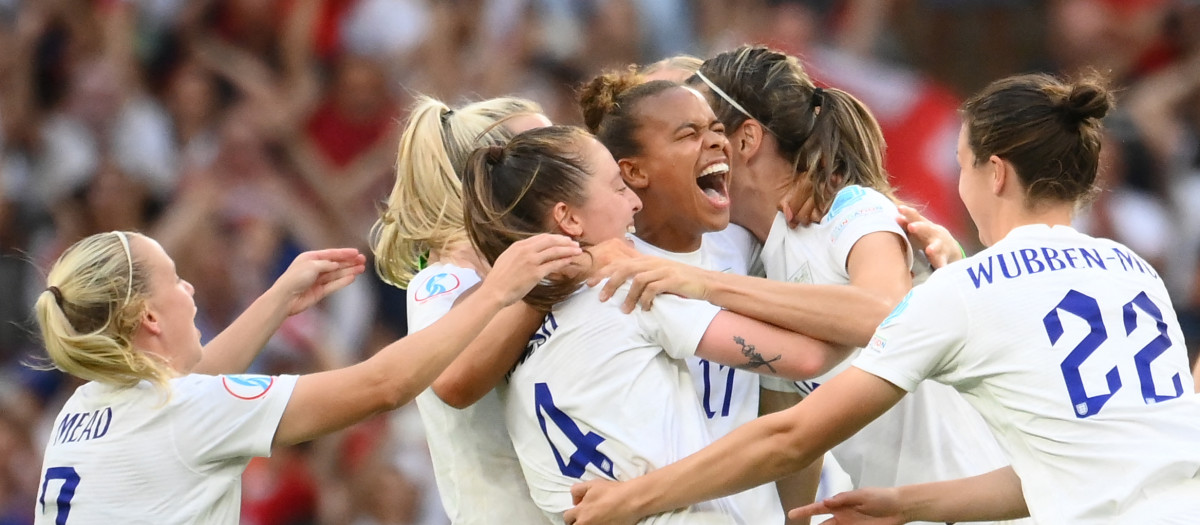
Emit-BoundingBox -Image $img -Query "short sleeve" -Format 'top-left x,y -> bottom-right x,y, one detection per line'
852,273 -> 968,392
407,265 -> 483,332
825,186 -> 913,276
630,291 -> 721,360
169,373 -> 299,468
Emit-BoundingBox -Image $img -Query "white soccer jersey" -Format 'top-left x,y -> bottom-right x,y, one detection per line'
757,186 -> 1020,524
406,263 -> 550,524
632,226 -> 784,524
35,373 -> 297,524
504,283 -> 743,524
856,224 -> 1200,524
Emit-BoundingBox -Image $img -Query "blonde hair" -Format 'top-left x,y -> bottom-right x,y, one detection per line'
371,96 -> 544,288
637,55 -> 703,82
34,231 -> 175,389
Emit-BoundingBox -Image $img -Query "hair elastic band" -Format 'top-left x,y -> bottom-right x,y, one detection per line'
47,286 -> 65,307
694,71 -> 760,124
811,87 -> 825,109
441,108 -> 455,124
113,231 -> 134,306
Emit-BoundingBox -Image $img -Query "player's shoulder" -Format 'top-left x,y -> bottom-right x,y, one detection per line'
701,225 -> 760,274
825,185 -> 898,220
703,224 -> 757,251
170,373 -> 288,405
903,254 -> 977,303
409,262 -> 480,304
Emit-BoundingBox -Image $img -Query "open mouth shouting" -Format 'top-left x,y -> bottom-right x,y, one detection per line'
697,161 -> 731,208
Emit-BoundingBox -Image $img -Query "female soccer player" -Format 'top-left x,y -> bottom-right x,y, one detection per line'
461,125 -> 854,523
32,230 -> 579,524
591,47 -> 1011,512
565,73 -> 1200,525
371,95 -> 556,524
579,71 -> 798,523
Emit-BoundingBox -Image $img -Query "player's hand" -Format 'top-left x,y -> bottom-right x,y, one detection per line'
480,234 -> 582,306
586,254 -> 710,313
587,237 -> 640,273
896,205 -> 963,269
781,177 -> 823,228
564,480 -> 640,525
550,237 -> 640,282
271,248 -> 367,316
788,487 -> 907,525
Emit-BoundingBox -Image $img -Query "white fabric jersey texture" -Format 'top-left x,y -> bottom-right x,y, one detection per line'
756,186 -> 1021,525
503,281 -> 743,524
405,262 -> 550,524
35,373 -> 298,524
855,224 -> 1200,524
631,226 -> 785,524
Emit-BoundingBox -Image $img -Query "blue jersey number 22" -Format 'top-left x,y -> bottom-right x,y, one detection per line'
39,466 -> 80,525
1043,290 -> 1183,418
534,383 -> 615,479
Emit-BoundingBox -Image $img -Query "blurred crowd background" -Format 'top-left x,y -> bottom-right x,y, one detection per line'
0,0 -> 1198,523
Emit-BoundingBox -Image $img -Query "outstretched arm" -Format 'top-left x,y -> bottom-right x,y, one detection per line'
193,249 -> 367,375
788,466 -> 1028,524
695,311 -> 851,380
430,299 -> 545,408
273,234 -> 580,446
593,231 -> 909,347
759,388 -> 823,524
564,368 -> 906,525
429,239 -> 630,408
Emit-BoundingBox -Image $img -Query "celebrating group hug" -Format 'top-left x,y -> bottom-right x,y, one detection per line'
32,45 -> 1200,525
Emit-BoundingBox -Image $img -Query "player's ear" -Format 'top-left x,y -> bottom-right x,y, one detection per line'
553,202 -> 584,238
620,158 -> 649,190
733,120 -> 765,160
140,308 -> 163,336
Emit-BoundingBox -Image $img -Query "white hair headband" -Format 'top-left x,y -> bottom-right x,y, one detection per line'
113,231 -> 133,306
694,70 -> 762,127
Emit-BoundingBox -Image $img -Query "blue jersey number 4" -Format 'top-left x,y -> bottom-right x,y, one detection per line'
533,383 -> 615,479
39,466 -> 80,525
1043,290 -> 1184,418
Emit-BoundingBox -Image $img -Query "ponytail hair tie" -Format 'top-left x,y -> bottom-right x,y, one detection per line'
485,145 -> 505,165
440,108 -> 455,124
811,87 -> 825,110
47,285 -> 65,307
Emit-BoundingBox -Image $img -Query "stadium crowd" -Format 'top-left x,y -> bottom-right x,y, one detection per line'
1,0 -> 1198,523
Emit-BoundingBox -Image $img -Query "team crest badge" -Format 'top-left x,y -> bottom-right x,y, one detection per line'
414,272 -> 461,302
222,375 -> 275,400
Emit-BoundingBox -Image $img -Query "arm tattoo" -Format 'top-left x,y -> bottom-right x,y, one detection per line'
732,335 -> 781,373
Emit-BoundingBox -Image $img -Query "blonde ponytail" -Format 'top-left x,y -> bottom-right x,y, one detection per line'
34,232 -> 175,389
371,96 -> 543,288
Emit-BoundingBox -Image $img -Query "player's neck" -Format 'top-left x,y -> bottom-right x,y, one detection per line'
431,241 -> 486,273
987,201 -> 1074,245
634,216 -> 704,253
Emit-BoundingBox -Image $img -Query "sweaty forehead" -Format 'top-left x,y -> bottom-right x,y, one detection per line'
635,87 -> 714,129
